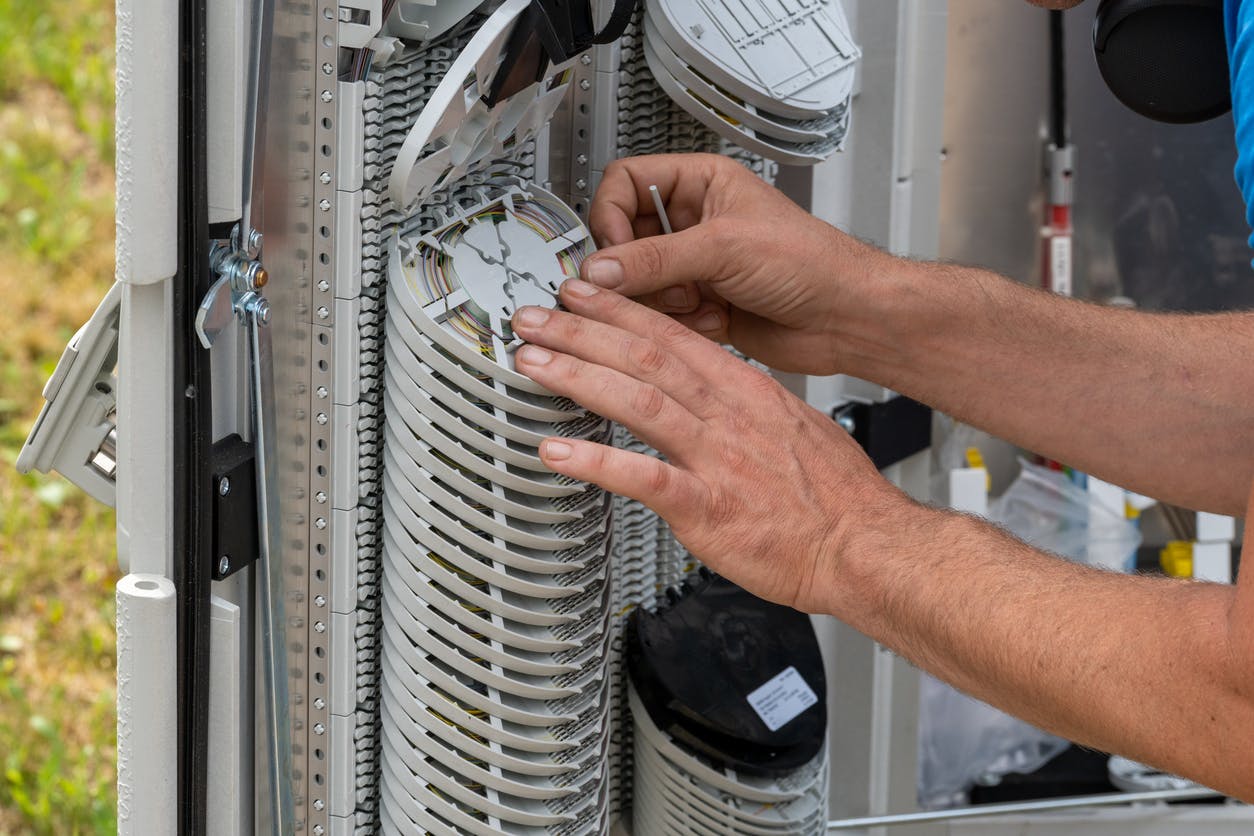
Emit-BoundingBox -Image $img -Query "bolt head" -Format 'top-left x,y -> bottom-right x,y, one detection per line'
579,79 -> 591,91
316,279 -> 330,293
319,171 -> 332,185
320,89 -> 333,103
314,595 -> 326,607
580,54 -> 592,65
321,62 -> 334,75
253,267 -> 270,289
317,306 -> 330,320
313,697 -> 326,710
319,198 -> 331,212
218,477 -> 231,496
315,517 -> 327,530
218,555 -> 231,575
314,621 -> 326,633
835,413 -> 856,434
313,722 -> 326,735
316,386 -> 329,399
575,178 -> 588,190
316,412 -> 328,425
255,299 -> 273,325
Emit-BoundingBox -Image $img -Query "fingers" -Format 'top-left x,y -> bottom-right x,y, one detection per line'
581,223 -> 729,297
531,280 -> 737,381
589,154 -> 724,246
513,342 -> 701,457
538,438 -> 705,520
672,303 -> 729,342
511,285 -> 723,419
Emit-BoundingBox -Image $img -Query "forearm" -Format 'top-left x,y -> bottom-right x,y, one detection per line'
826,495 -> 1254,799
836,259 -> 1254,513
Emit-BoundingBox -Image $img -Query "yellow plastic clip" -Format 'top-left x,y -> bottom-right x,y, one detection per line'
1159,540 -> 1193,578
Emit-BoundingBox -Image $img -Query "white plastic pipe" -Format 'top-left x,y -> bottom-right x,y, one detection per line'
116,574 -> 177,836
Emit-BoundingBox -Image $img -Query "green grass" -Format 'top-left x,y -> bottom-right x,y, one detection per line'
0,0 -> 119,833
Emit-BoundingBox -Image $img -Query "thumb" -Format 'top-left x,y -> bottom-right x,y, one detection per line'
581,225 -> 725,297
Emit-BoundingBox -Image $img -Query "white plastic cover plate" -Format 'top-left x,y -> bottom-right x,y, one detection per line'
387,0 -> 575,208
647,0 -> 860,118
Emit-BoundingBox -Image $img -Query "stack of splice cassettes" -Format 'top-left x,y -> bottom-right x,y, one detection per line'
641,0 -> 860,165
631,688 -> 831,836
378,182 -> 615,834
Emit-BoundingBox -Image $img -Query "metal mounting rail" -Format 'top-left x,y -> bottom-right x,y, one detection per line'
826,787 -> 1223,830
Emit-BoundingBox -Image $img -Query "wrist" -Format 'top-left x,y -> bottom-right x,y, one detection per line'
827,247 -> 939,381
813,483 -> 943,625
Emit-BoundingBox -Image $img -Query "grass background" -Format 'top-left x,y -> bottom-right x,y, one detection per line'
0,0 -> 120,832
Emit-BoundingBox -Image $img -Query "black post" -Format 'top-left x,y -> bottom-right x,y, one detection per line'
174,0 -> 213,832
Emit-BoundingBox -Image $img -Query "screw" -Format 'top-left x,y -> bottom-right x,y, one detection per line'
313,799 -> 325,812
575,178 -> 587,190
316,412 -> 328,425
317,279 -> 330,293
314,595 -> 326,608
317,306 -> 330,320
835,413 -> 856,434
314,621 -> 326,633
320,90 -> 333,103
218,477 -> 231,496
579,79 -> 591,91
315,517 -> 327,530
316,386 -> 329,399
218,555 -> 231,576
248,229 -> 263,254
319,171 -> 332,184
313,723 -> 326,735
321,62 -> 333,75
576,153 -> 588,165
580,54 -> 592,65
254,299 -> 272,325
313,697 -> 326,710
313,826 -> 325,836
251,265 -> 270,289
315,491 -> 327,504
319,198 -> 331,212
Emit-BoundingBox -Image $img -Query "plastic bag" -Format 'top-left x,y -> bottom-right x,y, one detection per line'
918,459 -> 1143,808
990,458 -> 1142,571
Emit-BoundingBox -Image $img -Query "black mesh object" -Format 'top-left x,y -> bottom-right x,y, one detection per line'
1093,0 -> 1230,124
626,571 -> 827,777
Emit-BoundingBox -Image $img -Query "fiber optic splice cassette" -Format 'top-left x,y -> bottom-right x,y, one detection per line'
21,1 -> 964,833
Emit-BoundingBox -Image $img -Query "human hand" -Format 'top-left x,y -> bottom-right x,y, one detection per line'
510,279 -> 909,614
582,153 -> 894,376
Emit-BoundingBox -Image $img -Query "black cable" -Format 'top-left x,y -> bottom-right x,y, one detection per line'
174,0 -> 214,830
1050,9 -> 1068,148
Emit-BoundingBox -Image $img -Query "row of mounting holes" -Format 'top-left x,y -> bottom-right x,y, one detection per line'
303,5 -> 338,834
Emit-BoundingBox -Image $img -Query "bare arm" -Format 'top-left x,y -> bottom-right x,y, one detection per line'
508,279 -> 1254,801
835,260 -> 1254,515
835,496 -> 1254,800
582,154 -> 1254,513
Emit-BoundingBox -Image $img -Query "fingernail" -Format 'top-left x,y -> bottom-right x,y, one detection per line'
516,345 -> 553,366
695,311 -> 722,332
584,258 -> 624,289
543,440 -> 573,461
659,286 -> 690,309
562,278 -> 598,298
513,306 -> 550,328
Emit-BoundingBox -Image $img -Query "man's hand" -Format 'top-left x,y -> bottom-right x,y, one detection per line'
510,279 -> 907,612
583,153 -> 891,375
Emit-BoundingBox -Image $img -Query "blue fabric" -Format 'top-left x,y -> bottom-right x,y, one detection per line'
1226,0 -> 1254,251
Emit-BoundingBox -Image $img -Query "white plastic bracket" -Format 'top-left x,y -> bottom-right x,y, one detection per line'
17,282 -> 123,506
338,0 -> 384,49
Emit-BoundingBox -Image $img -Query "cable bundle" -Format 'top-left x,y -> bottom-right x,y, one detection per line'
641,0 -> 860,165
379,183 -> 615,834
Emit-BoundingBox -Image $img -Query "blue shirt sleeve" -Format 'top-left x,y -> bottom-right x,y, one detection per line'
1226,0 -> 1254,253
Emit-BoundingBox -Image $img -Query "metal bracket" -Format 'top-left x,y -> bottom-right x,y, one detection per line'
832,395 -> 932,471
210,434 -> 259,581
17,281 -> 123,506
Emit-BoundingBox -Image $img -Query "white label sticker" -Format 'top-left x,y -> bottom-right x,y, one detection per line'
746,666 -> 818,732
1050,235 -> 1073,297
